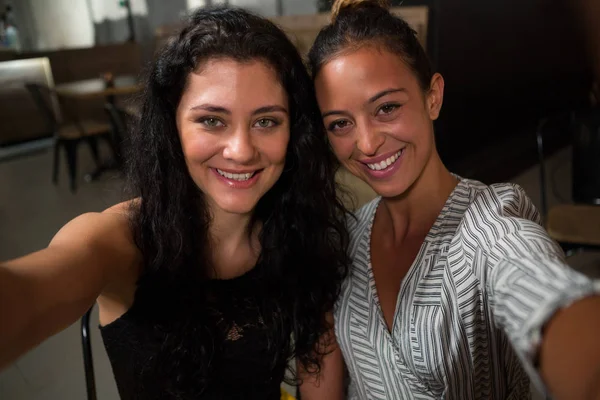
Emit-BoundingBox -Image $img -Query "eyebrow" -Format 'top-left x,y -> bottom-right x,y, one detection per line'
321,88 -> 407,119
188,104 -> 288,115
368,88 -> 406,103
189,104 -> 230,114
252,105 -> 288,115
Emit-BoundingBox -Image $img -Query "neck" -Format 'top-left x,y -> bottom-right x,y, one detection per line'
380,150 -> 457,244
210,208 -> 253,245
208,207 -> 260,278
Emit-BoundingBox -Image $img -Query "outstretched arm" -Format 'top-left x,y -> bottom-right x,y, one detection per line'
0,210 -> 139,370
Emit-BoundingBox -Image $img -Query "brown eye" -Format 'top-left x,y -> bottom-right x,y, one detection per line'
378,104 -> 400,115
328,119 -> 351,131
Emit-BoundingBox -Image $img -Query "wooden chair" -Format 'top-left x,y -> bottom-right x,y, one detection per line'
536,113 -> 600,256
25,83 -> 115,192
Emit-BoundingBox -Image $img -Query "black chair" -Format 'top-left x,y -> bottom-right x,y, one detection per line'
104,102 -> 133,164
25,83 -> 116,192
81,306 -> 97,400
536,109 -> 600,256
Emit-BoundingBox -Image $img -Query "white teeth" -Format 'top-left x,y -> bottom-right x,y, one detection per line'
367,149 -> 403,171
216,169 -> 255,181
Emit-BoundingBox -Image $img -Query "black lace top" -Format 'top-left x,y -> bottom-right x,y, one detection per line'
100,264 -> 287,400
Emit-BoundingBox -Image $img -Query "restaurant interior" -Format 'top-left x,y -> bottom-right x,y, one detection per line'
1,0 -> 599,399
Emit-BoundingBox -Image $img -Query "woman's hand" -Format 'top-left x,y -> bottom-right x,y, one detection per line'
540,295 -> 600,400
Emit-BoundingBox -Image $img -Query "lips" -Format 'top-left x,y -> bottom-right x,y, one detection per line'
216,168 -> 255,181
359,148 -> 405,180
364,149 -> 403,171
212,168 -> 263,189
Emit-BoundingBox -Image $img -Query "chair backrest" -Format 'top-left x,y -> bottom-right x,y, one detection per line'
535,117 -> 551,218
104,103 -> 128,138
25,83 -> 61,134
104,103 -> 131,162
0,57 -> 56,145
536,107 -> 600,217
81,307 -> 97,400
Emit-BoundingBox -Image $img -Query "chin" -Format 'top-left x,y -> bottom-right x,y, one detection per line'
363,175 -> 413,199
371,185 -> 406,199
214,198 -> 257,215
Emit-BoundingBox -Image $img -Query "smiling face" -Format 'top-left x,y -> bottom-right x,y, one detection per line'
315,46 -> 444,198
176,58 -> 290,216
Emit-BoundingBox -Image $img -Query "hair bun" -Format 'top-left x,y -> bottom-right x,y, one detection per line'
330,0 -> 391,22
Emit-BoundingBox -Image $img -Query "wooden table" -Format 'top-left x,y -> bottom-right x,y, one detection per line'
547,204 -> 600,247
55,75 -> 140,100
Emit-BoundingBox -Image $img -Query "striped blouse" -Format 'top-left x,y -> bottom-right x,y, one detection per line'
336,178 -> 600,399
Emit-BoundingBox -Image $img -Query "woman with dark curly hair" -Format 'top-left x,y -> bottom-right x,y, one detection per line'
0,7 -> 349,399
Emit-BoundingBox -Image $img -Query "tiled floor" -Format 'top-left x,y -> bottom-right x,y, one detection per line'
0,145 -> 598,399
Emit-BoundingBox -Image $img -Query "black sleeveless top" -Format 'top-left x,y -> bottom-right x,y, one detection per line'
100,264 -> 287,400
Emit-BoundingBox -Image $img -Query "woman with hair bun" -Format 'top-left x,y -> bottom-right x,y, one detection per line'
300,0 -> 600,399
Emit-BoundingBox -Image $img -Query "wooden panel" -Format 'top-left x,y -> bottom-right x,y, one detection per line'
55,76 -> 141,100
0,49 -> 16,62
154,7 -> 428,58
16,43 -> 144,122
575,0 -> 600,81
271,6 -> 429,56
21,42 -> 143,84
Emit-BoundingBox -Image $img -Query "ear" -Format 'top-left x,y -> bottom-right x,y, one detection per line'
426,73 -> 445,121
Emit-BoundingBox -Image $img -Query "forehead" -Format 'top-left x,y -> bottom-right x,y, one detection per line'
180,58 -> 287,108
315,47 -> 418,104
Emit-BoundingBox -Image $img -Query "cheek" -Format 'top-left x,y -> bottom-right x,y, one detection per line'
180,130 -> 218,162
387,109 -> 430,144
262,132 -> 289,165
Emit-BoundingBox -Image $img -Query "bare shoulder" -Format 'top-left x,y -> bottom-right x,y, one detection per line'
103,198 -> 138,218
49,199 -> 142,281
51,204 -> 131,246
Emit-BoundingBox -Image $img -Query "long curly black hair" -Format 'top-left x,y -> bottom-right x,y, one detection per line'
123,6 -> 349,396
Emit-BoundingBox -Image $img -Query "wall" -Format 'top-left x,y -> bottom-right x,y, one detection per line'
11,1 -> 319,54
282,0 -> 317,16
23,0 -> 94,50
229,0 -> 278,16
433,0 -> 590,171
8,0 -> 150,51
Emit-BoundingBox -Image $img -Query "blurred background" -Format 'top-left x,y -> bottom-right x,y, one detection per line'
0,0 -> 599,399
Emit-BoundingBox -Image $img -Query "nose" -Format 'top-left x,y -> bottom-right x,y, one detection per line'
355,121 -> 385,156
222,126 -> 257,164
